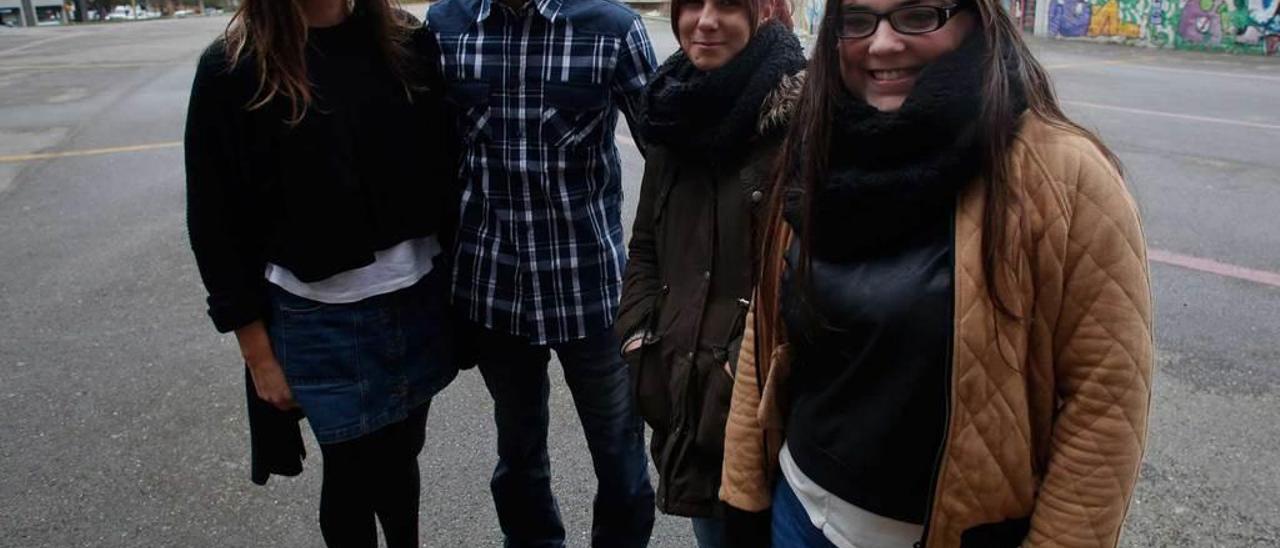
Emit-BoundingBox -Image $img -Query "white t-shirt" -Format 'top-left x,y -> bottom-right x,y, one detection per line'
779,443 -> 926,548
265,235 -> 442,304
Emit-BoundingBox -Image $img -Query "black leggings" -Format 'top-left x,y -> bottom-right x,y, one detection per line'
317,402 -> 431,548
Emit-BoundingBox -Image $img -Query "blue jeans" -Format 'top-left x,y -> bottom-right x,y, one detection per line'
772,478 -> 838,548
469,322 -> 655,548
692,516 -> 725,548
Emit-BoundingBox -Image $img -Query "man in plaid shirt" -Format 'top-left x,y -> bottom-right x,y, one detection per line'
428,0 -> 658,545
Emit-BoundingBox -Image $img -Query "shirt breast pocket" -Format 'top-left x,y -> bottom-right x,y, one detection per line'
446,80 -> 493,144
540,82 -> 610,149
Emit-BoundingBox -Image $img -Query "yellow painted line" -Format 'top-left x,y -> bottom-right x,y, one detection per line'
0,141 -> 181,164
1062,100 -> 1280,131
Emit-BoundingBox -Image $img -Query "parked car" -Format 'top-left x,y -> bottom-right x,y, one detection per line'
106,6 -> 161,20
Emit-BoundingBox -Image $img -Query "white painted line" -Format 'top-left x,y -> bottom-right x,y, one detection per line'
1045,56 -> 1280,83
1062,100 -> 1280,132
1107,63 -> 1280,84
1044,57 -> 1149,71
0,31 -> 85,56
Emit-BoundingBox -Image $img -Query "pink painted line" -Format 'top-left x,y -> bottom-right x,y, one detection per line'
1149,248 -> 1280,288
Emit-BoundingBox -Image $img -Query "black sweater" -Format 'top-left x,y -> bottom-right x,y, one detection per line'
185,14 -> 455,333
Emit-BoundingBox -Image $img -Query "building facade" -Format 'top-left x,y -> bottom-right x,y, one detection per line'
0,0 -> 68,26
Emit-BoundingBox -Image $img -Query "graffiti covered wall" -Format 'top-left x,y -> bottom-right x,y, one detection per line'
1047,0 -> 1280,55
788,0 -> 1277,54
793,0 -> 825,36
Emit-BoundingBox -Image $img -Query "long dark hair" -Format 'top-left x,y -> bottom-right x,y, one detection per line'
762,0 -> 1123,318
224,0 -> 417,124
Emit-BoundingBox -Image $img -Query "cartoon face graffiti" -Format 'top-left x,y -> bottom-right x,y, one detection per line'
1237,0 -> 1280,52
1178,0 -> 1226,44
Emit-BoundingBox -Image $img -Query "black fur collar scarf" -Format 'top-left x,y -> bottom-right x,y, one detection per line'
787,33 -> 1025,258
640,21 -> 806,157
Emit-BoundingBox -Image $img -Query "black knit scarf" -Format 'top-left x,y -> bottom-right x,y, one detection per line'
787,33 -> 1025,258
640,21 -> 806,157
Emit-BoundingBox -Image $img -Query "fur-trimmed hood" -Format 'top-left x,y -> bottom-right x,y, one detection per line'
757,69 -> 807,137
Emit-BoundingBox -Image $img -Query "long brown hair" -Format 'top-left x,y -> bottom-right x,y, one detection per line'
762,0 -> 1123,319
668,0 -> 796,39
224,0 -> 417,124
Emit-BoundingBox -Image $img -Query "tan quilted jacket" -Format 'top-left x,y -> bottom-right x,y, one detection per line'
719,114 -> 1154,547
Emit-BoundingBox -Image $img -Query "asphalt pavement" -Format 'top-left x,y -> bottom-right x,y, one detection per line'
0,8 -> 1278,547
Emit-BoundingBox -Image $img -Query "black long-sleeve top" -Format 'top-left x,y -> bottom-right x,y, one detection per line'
780,204 -> 953,524
185,14 -> 455,333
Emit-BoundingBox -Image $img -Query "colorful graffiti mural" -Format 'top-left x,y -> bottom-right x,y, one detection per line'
797,0 -> 825,36
1048,0 -> 1280,54
1050,0 -> 1094,36
803,0 -> 824,36
1091,0 -> 1145,37
787,0 -> 1276,54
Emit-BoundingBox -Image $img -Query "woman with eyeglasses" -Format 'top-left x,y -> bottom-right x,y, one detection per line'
718,0 -> 1153,545
615,0 -> 803,545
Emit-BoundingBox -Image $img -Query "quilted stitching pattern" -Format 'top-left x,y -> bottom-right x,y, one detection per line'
927,119 -> 1153,548
720,116 -> 1153,548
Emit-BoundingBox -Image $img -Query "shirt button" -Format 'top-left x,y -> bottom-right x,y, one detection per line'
703,270 -> 711,280
750,190 -> 764,203
686,351 -> 695,360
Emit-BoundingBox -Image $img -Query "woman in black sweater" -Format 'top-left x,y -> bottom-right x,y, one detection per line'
184,1 -> 456,546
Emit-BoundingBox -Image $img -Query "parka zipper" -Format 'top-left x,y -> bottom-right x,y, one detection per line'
916,205 -> 958,548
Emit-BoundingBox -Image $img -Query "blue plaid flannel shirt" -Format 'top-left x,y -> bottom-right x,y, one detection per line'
428,0 -> 657,344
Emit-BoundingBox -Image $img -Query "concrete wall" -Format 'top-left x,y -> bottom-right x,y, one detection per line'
1043,0 -> 1280,55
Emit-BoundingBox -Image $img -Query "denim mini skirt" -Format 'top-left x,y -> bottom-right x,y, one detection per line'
267,268 -> 457,444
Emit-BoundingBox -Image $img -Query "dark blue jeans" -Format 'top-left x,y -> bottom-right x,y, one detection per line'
692,516 -> 725,548
772,478 -> 838,548
469,322 -> 655,548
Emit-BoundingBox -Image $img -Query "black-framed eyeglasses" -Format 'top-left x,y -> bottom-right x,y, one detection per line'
831,3 -> 968,39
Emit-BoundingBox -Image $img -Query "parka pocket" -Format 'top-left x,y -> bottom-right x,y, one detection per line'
692,352 -> 735,460
626,334 -> 670,431
710,298 -> 752,378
